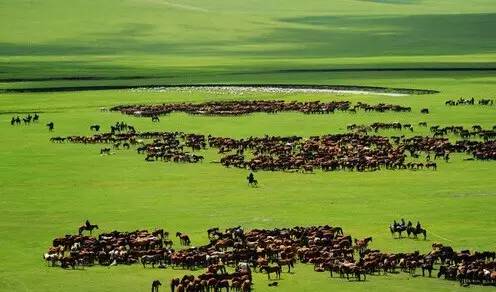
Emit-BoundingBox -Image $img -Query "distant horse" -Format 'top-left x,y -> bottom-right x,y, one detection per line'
46,122 -> 54,131
100,148 -> 111,155
354,237 -> 373,253
247,176 -> 258,187
277,258 -> 295,273
90,125 -> 100,131
151,280 -> 161,292
79,224 -> 99,235
390,224 -> 407,238
176,232 -> 191,246
407,226 -> 427,240
260,265 -> 281,280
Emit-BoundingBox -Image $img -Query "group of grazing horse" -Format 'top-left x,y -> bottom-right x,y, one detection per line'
45,226 -> 187,269
430,125 -> 496,142
10,113 -> 39,126
165,264 -> 253,292
110,100 -> 412,117
51,126 -> 496,172
45,224 -> 496,289
348,122 -> 415,133
445,97 -> 494,106
432,243 -> 496,286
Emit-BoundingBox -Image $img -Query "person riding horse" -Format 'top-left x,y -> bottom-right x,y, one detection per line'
85,220 -> 91,228
47,122 -> 54,131
247,172 -> 254,183
416,221 -> 422,232
247,172 -> 258,186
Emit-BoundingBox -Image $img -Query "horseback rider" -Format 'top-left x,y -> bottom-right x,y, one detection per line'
393,220 -> 398,228
416,221 -> 421,231
85,220 -> 91,228
247,172 -> 255,184
407,220 -> 412,227
400,218 -> 405,227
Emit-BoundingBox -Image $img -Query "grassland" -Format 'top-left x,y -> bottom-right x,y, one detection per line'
1,73 -> 496,292
1,0 -> 496,291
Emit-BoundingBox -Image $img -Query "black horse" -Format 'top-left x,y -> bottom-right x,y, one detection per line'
247,172 -> 258,187
46,122 -> 54,131
151,280 -> 162,292
390,224 -> 407,238
90,124 -> 100,131
407,226 -> 427,240
79,224 -> 99,235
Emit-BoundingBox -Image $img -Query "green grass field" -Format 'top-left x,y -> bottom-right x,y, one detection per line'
1,0 -> 496,291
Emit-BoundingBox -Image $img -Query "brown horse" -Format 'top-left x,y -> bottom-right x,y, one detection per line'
277,258 -> 295,273
260,265 -> 281,279
176,232 -> 191,246
354,237 -> 373,253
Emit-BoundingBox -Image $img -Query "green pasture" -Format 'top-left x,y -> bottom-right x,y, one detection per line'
1,0 -> 496,81
1,0 -> 496,291
1,72 -> 496,292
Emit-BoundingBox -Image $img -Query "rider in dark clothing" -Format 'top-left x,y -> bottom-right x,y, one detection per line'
416,221 -> 421,231
401,218 -> 406,227
85,220 -> 91,228
247,172 -> 255,183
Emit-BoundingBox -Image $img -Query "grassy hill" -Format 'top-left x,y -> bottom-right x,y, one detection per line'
1,0 -> 496,82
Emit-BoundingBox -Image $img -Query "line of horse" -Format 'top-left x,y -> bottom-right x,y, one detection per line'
44,224 -> 496,290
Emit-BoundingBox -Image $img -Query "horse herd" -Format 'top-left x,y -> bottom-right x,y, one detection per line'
44,224 -> 496,290
109,100 -> 415,117
445,98 -> 494,106
50,123 -> 496,173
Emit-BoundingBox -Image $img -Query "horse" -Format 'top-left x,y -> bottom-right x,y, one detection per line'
277,258 -> 295,273
170,278 -> 180,292
90,125 -> 100,131
390,224 -> 407,238
248,178 -> 258,187
46,122 -> 54,131
151,280 -> 162,292
354,237 -> 373,253
142,254 -> 163,268
260,265 -> 281,280
421,258 -> 434,277
176,232 -> 191,246
79,224 -> 99,235
407,226 -> 427,240
100,148 -> 111,155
